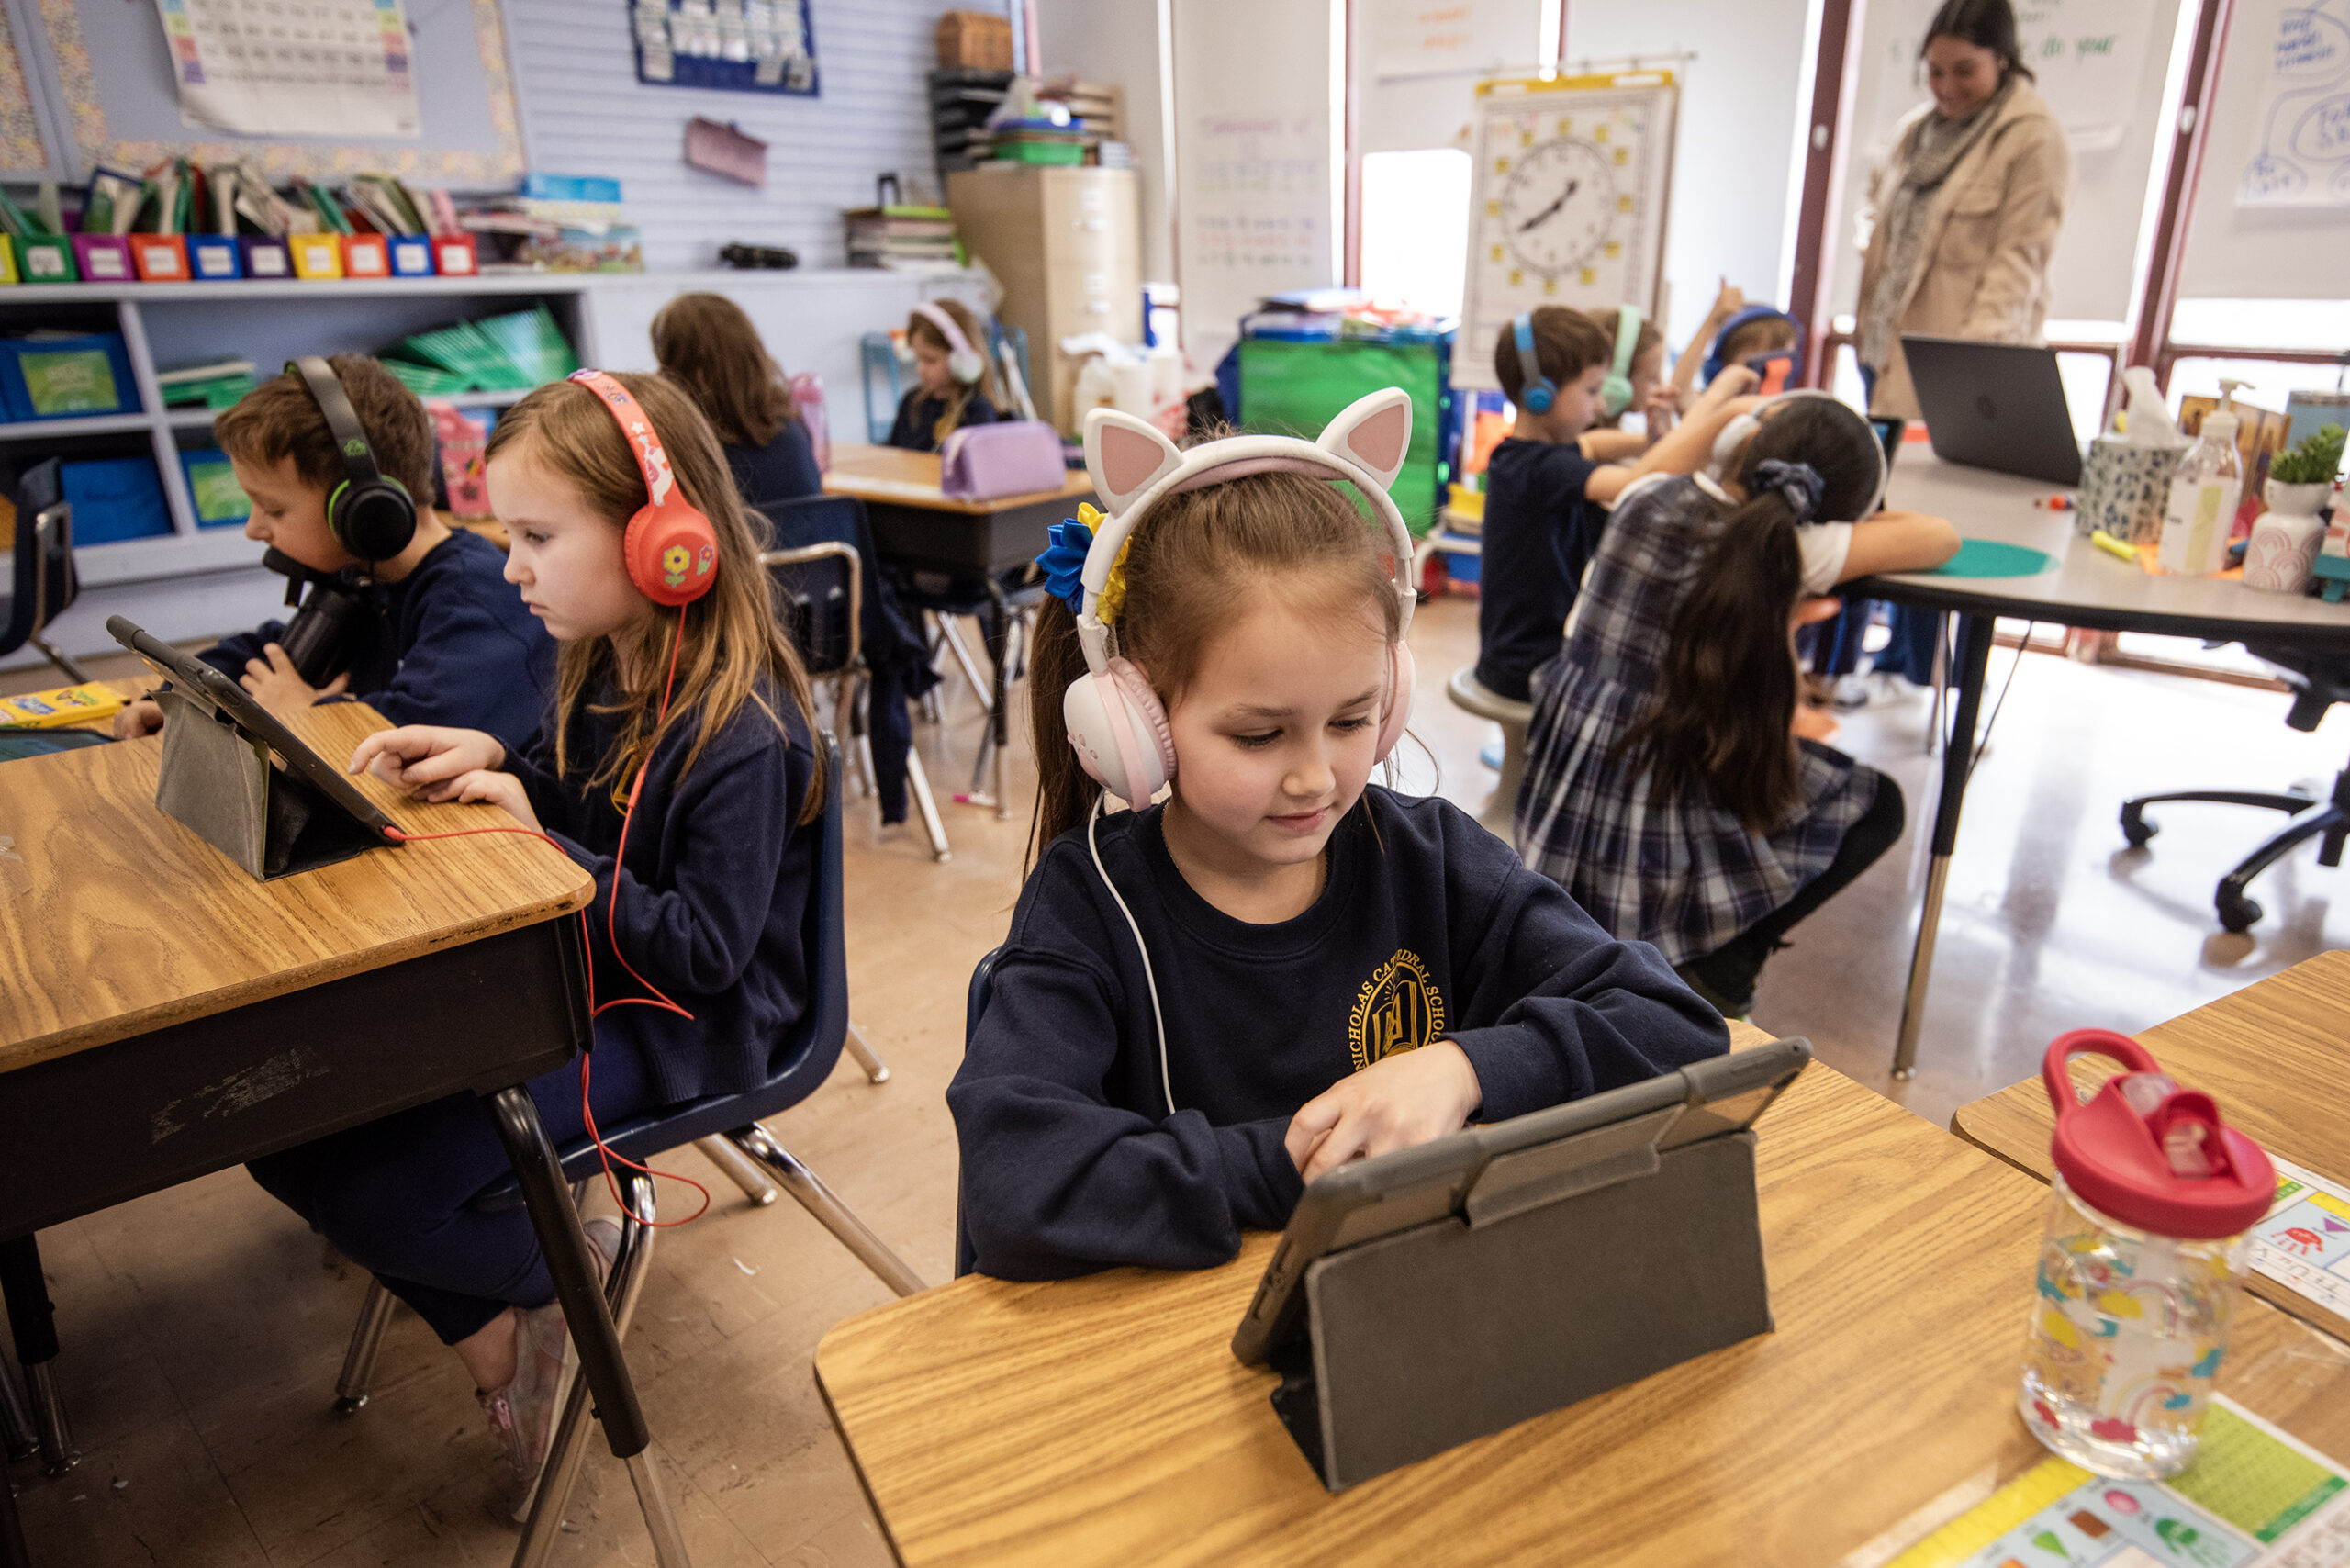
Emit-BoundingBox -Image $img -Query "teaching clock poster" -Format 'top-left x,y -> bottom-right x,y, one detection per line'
1458,71 -> 1679,391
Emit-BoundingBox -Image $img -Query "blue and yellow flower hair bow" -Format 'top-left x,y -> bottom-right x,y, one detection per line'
1036,502 -> 1129,623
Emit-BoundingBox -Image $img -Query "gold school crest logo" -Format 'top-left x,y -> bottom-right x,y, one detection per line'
1348,949 -> 1445,1071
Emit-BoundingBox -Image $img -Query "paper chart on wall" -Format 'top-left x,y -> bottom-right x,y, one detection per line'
154,0 -> 421,140
2237,1 -> 2350,207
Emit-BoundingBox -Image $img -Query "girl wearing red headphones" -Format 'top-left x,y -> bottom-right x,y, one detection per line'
263,371 -> 828,1512
946,395 -> 1729,1282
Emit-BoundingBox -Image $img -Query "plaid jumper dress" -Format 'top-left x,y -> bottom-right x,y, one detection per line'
1511,475 -> 1875,967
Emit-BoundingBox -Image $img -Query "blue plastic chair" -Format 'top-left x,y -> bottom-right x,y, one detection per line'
953,946 -> 1004,1278
332,736 -> 926,1547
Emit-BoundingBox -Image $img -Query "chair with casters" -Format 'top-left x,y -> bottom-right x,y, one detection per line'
761,494 -> 953,863
330,736 -> 925,1557
1445,666 -> 1533,834
2120,644 -> 2350,933
952,946 -> 1005,1278
2,458 -> 95,683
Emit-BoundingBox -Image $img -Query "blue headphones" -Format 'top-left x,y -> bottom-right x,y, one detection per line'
1598,306 -> 1644,420
1511,312 -> 1556,414
1702,307 -> 1806,388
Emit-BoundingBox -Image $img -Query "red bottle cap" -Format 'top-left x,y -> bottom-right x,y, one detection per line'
2042,1029 -> 2274,1239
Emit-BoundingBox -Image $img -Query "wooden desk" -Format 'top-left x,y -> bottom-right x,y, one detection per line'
0,702 -> 677,1567
814,1047 -> 2350,1567
822,444 -> 1098,816
1951,949 -> 2350,1344
1859,455 -> 2350,1079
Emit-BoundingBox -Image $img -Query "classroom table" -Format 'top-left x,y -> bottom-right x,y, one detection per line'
822,444 -> 1097,817
1858,452 -> 2350,1077
811,1032 -> 2350,1568
0,698 -> 687,1568
1952,947 -> 2350,1345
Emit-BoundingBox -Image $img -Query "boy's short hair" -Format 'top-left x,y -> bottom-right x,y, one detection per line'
1493,307 -> 1612,408
1718,314 -> 1801,365
214,353 -> 435,503
1586,307 -> 1663,372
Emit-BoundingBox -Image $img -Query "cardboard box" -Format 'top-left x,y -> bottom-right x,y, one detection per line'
936,10 -> 1013,70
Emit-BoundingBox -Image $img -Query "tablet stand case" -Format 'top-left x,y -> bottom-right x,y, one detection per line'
152,687 -> 380,880
1267,1126 -> 1772,1492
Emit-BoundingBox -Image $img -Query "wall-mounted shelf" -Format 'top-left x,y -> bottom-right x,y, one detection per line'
0,412 -> 156,440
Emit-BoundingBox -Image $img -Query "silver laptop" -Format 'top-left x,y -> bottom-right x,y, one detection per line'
1901,334 -> 2084,487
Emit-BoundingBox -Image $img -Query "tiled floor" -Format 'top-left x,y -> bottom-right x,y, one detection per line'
5,593 -> 2344,1564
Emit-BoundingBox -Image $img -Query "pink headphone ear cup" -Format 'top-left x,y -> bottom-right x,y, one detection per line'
1105,658 -> 1176,792
1374,641 -> 1416,766
1061,658 -> 1175,806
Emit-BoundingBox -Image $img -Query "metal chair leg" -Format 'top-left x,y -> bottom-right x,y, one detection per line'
515,1174 -> 664,1567
0,1353 -> 36,1462
905,745 -> 952,862
334,1279 -> 397,1415
935,615 -> 993,713
22,1361 -> 73,1476
844,1024 -> 890,1083
729,1125 -> 926,1297
694,1135 -> 779,1206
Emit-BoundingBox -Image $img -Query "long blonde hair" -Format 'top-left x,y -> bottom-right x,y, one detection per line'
650,292 -> 797,449
907,298 -> 1004,444
486,372 -> 824,821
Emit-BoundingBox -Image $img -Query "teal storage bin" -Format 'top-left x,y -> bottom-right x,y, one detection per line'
0,332 -> 140,421
61,457 -> 172,544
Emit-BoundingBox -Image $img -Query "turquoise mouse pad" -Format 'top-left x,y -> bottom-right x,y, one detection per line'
1929,539 -> 2058,577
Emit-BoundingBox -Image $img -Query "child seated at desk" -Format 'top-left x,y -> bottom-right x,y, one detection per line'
947,401 -> 1728,1282
253,371 -> 829,1513
1475,308 -> 1757,703
112,355 -> 553,742
885,300 -> 1003,454
651,290 -> 822,507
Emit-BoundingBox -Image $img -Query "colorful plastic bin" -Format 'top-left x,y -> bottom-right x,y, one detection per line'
341,233 -> 391,278
129,234 -> 191,282
13,236 -> 74,283
0,331 -> 140,420
431,234 -> 479,277
59,457 -> 172,544
241,237 -> 294,280
288,233 -> 345,280
180,449 -> 253,528
387,235 -> 436,277
70,234 -> 134,284
188,235 -> 243,280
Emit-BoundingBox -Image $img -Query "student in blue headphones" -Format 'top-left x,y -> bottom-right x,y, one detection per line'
948,398 -> 1725,1280
1473,306 -> 1756,705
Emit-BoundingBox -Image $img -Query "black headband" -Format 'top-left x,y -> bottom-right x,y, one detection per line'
289,356 -> 384,496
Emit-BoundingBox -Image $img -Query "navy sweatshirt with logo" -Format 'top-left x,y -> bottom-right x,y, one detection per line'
947,788 -> 1728,1280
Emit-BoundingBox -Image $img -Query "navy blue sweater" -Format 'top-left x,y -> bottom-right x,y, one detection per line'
886,388 -> 1000,453
724,423 -> 822,511
1475,437 -> 1609,703
948,789 -> 1727,1280
204,529 -> 554,740
498,677 -> 819,1105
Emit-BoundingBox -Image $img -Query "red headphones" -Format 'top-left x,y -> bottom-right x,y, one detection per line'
567,369 -> 719,606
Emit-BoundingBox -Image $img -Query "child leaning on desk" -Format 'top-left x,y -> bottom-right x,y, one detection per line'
247,372 -> 829,1515
112,355 -> 554,743
946,404 -> 1729,1282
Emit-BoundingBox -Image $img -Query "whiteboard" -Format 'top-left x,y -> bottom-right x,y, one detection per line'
1830,0 -> 2184,325
1456,71 -> 1678,391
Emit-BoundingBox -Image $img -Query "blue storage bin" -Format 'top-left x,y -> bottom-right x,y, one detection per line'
387,236 -> 436,276
61,457 -> 172,544
181,448 -> 252,528
0,333 -> 140,421
188,235 -> 244,280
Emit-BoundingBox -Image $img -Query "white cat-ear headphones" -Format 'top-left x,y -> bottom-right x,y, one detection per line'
1708,389 -> 1890,519
1063,388 -> 1421,808
911,302 -> 986,386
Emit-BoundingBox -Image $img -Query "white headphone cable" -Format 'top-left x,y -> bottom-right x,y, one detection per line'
1088,795 -> 1176,1116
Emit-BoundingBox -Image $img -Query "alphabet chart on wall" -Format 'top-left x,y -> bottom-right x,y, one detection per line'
1456,70 -> 1678,391
154,0 -> 421,139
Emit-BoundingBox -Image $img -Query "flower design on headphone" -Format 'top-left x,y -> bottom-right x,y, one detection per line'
661,543 -> 690,588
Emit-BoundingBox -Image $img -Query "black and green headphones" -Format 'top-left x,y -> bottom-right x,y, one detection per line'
289,356 -> 416,562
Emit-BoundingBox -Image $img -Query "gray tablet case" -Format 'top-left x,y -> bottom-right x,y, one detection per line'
1266,1126 -> 1772,1492
153,687 -> 381,880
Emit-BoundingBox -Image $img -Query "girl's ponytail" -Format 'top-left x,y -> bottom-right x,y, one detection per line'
1026,594 -> 1103,869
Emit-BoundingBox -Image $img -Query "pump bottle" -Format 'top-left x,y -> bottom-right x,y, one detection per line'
2156,379 -> 2247,577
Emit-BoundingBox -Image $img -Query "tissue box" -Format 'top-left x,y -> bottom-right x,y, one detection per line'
2079,436 -> 2186,547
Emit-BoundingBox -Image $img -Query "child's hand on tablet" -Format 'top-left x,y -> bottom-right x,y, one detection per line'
349,726 -> 507,799
439,767 -> 543,833
1284,1042 -> 1483,1182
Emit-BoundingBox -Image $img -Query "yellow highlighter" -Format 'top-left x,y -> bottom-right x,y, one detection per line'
2089,530 -> 2138,564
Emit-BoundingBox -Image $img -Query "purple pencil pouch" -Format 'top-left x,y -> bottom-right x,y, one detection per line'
939,420 -> 1066,500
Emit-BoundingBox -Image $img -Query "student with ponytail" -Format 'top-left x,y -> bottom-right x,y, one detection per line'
948,398 -> 1726,1282
1515,393 -> 1960,1018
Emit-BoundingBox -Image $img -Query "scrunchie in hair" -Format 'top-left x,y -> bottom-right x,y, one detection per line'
1751,459 -> 1826,523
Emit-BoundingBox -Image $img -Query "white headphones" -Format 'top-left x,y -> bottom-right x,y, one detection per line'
1062,390 -> 1420,808
1708,390 -> 1891,519
912,301 -> 986,386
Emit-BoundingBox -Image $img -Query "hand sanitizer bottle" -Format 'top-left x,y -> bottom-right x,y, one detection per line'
2157,380 -> 2246,576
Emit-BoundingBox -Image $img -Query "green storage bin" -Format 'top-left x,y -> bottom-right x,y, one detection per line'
1237,338 -> 1449,535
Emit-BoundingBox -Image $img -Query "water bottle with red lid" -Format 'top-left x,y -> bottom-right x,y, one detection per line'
2019,1029 -> 2275,1478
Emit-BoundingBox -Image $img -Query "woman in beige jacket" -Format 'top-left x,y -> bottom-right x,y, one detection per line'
1854,0 -> 2073,420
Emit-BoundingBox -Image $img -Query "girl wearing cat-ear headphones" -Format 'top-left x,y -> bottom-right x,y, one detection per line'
946,393 -> 1729,1282
888,298 -> 1006,453
270,371 -> 829,1512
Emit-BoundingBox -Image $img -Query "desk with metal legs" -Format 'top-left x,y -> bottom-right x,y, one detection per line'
0,703 -> 688,1568
1857,454 -> 2350,1078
